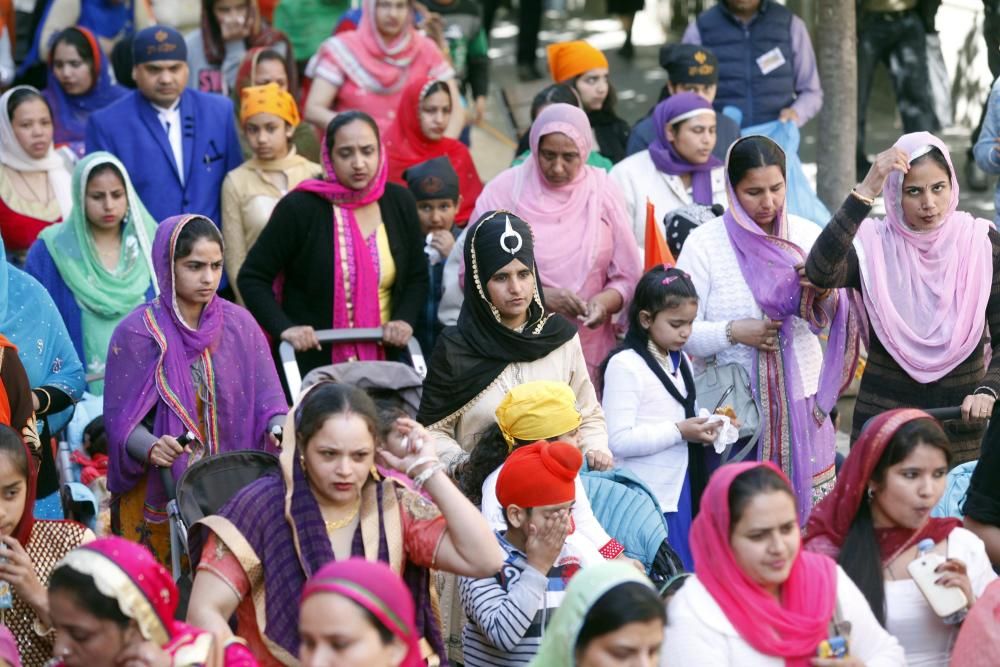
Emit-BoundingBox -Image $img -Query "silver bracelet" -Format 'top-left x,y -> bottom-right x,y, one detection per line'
975,386 -> 999,400
405,456 -> 438,478
414,463 -> 446,491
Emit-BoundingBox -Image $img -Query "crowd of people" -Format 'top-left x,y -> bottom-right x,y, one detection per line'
0,0 -> 999,666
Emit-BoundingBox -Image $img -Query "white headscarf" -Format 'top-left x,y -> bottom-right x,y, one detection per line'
0,86 -> 72,218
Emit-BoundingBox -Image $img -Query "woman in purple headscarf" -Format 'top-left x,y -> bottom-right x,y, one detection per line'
43,27 -> 127,159
103,214 -> 287,568
611,91 -> 727,251
676,135 -> 861,524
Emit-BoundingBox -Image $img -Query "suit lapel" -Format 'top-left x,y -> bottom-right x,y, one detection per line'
137,97 -> 182,183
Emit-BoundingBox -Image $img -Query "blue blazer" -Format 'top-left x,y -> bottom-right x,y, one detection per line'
85,89 -> 243,227
23,239 -> 155,370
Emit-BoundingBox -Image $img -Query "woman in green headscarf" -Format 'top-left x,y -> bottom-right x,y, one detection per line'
25,152 -> 158,395
529,560 -> 665,667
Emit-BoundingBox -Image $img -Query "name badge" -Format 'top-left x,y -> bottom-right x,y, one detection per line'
756,47 -> 787,75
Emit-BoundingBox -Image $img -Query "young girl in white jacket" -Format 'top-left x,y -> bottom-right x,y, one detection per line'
602,266 -> 720,569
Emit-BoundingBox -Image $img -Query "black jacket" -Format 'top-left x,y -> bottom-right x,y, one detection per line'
238,182 -> 429,375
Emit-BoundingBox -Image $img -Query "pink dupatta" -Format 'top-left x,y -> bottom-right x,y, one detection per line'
295,133 -> 388,362
691,462 -> 837,667
854,132 -> 993,384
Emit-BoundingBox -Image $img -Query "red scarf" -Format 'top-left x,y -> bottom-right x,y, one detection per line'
804,408 -> 961,562
383,75 -> 482,224
691,462 -> 837,667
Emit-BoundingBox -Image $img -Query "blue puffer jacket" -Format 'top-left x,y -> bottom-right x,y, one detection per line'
696,0 -> 796,127
582,467 -> 685,583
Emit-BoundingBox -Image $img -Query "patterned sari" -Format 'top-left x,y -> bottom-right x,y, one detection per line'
191,401 -> 448,666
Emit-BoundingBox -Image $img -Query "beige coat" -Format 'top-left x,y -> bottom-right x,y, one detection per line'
426,334 -> 610,469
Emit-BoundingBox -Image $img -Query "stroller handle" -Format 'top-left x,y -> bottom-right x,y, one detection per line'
278,328 -> 427,399
860,406 -> 968,435
159,431 -> 196,502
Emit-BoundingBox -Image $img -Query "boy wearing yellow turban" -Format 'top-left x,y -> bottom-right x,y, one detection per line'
463,380 -> 636,567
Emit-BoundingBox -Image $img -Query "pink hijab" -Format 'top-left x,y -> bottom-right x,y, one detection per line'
691,462 -> 837,667
302,558 -> 422,667
470,103 -> 632,295
854,132 -> 993,384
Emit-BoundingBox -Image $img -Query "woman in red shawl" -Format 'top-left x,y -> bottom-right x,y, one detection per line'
47,537 -> 255,667
384,76 -> 482,225
185,0 -> 294,95
804,409 -> 997,666
0,424 -> 93,667
665,461 -> 904,665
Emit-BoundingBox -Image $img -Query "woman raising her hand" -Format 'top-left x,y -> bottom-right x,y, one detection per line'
805,133 -> 999,464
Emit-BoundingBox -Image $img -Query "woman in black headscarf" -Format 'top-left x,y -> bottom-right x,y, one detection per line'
417,210 -> 612,471
417,210 -> 615,665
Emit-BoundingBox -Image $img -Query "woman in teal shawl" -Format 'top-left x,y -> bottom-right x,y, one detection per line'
529,561 -> 665,667
25,152 -> 158,395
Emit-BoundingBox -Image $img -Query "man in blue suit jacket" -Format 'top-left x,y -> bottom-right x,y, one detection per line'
85,26 -> 242,230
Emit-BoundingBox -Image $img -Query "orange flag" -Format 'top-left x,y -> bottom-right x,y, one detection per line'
644,198 -> 676,271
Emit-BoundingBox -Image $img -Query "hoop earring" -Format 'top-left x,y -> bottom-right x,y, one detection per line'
867,487 -> 875,501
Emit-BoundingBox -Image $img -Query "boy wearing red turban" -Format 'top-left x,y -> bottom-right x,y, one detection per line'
459,441 -> 583,666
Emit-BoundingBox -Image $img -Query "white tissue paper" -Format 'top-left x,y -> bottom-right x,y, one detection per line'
697,408 -> 740,454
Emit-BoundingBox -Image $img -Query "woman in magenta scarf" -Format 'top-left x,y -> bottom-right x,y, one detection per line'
48,537 -> 256,667
104,214 -> 287,567
470,103 -> 641,381
237,111 -> 428,379
300,559 -> 423,667
665,461 -> 905,666
677,135 -> 861,523
805,132 -> 998,464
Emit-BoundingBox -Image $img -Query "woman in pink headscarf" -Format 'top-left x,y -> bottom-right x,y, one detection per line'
303,0 -> 459,137
299,559 -> 422,667
47,537 -> 255,667
805,132 -> 1000,464
470,103 -> 641,381
665,461 -> 904,666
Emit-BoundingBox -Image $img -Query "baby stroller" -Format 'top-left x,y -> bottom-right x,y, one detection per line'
160,328 -> 427,594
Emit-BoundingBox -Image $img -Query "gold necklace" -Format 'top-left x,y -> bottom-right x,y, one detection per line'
324,498 -> 361,534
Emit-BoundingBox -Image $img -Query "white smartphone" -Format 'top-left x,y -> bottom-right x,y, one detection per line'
906,552 -> 968,618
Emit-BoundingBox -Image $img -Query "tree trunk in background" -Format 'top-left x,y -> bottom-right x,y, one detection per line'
816,0 -> 857,210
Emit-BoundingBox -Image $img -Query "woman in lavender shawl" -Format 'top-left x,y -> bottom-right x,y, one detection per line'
676,136 -> 861,524
103,214 -> 287,567
185,382 -> 502,666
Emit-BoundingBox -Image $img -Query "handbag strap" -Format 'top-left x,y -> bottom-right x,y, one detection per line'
721,426 -> 761,464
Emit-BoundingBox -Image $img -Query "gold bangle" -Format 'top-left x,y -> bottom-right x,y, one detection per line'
850,188 -> 875,207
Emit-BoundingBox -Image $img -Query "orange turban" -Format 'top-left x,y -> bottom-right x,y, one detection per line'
546,40 -> 609,84
496,441 -> 582,509
240,82 -> 300,127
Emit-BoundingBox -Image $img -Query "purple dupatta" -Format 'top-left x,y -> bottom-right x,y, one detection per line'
648,92 -> 722,205
722,138 -> 860,523
105,215 -> 287,518
189,388 -> 446,664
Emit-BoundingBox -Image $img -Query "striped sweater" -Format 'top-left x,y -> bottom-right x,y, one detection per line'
459,533 -> 581,666
805,195 -> 1000,463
